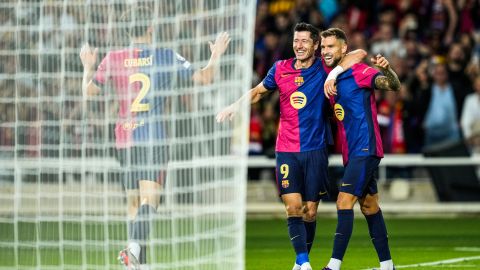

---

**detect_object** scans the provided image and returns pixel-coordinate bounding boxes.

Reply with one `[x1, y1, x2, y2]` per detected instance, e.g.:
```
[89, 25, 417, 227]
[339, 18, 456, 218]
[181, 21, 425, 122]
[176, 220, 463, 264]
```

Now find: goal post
[0, 0, 255, 269]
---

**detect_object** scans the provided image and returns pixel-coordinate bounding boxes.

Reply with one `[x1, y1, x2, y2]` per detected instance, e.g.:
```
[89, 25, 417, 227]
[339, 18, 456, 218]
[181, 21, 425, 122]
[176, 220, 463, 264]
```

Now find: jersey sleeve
[93, 52, 111, 86]
[262, 62, 278, 91]
[352, 63, 381, 89]
[174, 52, 194, 80]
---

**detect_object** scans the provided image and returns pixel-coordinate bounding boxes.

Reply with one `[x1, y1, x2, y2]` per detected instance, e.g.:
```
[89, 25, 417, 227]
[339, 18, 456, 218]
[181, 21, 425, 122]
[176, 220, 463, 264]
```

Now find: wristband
[326, 65, 344, 81]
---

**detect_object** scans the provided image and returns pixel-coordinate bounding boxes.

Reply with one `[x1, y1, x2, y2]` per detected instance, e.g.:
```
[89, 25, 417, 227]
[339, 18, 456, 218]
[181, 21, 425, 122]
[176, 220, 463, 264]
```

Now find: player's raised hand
[209, 32, 231, 56]
[324, 79, 337, 98]
[216, 104, 238, 123]
[371, 54, 390, 70]
[79, 43, 98, 69]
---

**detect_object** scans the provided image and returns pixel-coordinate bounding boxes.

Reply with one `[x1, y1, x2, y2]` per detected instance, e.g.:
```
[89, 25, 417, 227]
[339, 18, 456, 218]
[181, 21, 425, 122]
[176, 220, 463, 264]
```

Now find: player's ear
[314, 40, 319, 51]
[342, 43, 347, 54]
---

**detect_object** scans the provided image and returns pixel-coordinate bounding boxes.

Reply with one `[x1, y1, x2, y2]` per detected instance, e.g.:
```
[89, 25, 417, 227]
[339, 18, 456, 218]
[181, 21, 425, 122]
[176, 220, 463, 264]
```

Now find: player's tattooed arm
[371, 54, 400, 91]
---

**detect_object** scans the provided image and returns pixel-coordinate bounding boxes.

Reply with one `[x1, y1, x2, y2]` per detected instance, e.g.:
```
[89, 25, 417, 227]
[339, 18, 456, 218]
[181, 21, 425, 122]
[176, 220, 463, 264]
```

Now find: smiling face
[320, 35, 347, 67]
[293, 31, 318, 62]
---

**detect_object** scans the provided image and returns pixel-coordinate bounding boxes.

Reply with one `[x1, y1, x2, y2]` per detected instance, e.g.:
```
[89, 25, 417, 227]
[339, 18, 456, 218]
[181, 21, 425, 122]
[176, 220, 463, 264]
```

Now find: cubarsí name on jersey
[124, 55, 153, 67]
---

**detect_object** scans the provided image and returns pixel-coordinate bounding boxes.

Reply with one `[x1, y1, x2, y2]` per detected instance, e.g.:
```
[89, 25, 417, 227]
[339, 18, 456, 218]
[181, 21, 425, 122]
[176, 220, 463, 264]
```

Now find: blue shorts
[275, 148, 329, 202]
[117, 146, 167, 190]
[340, 156, 380, 197]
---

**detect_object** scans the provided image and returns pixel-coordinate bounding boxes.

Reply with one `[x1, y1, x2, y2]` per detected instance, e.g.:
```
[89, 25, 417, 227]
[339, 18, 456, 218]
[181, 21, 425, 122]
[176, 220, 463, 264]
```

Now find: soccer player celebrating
[320, 28, 400, 270]
[216, 23, 366, 270]
[79, 6, 230, 270]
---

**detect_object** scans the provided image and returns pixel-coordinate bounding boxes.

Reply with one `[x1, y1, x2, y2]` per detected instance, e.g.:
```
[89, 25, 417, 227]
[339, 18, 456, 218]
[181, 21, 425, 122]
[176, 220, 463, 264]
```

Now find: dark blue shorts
[117, 146, 167, 190]
[275, 148, 329, 202]
[340, 156, 380, 197]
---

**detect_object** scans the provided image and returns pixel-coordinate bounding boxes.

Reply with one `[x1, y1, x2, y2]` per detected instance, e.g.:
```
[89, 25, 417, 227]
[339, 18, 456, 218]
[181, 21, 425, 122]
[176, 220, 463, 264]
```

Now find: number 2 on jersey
[280, 164, 289, 179]
[129, 73, 151, 112]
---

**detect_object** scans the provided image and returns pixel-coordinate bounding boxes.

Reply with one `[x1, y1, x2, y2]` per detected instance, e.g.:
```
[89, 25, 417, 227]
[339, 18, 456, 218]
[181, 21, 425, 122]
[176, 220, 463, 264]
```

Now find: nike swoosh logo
[319, 191, 328, 195]
[335, 233, 343, 236]
[281, 73, 290, 77]
[290, 235, 300, 241]
[341, 183, 352, 187]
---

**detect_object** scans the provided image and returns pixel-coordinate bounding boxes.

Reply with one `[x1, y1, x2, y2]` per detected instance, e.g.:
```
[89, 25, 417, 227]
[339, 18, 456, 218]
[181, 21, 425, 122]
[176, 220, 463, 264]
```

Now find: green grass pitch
[246, 217, 480, 270]
[0, 217, 479, 269]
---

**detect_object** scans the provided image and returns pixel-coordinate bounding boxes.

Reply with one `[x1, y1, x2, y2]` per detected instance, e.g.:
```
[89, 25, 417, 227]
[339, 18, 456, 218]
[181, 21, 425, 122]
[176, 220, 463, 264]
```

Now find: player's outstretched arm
[79, 43, 101, 96]
[192, 32, 231, 85]
[216, 82, 269, 122]
[324, 49, 367, 97]
[371, 54, 401, 91]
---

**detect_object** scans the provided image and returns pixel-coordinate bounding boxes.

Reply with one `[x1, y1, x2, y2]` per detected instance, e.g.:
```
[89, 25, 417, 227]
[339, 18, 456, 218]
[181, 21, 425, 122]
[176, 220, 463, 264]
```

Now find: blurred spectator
[417, 62, 463, 147]
[461, 76, 480, 152]
[371, 22, 406, 58]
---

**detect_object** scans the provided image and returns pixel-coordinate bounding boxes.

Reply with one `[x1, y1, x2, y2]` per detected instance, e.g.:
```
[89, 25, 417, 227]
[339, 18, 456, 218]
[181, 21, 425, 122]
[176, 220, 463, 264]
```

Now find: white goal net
[0, 0, 255, 269]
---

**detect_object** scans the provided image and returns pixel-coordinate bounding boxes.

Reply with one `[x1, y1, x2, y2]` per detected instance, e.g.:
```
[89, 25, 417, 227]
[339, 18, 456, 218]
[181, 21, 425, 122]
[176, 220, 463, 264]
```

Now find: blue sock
[332, 209, 354, 260]
[128, 220, 135, 240]
[304, 220, 316, 254]
[365, 210, 391, 262]
[132, 204, 156, 264]
[287, 217, 309, 265]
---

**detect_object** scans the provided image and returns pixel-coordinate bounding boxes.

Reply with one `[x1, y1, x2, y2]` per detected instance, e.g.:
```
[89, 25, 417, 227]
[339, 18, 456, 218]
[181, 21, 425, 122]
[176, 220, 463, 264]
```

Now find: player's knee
[360, 201, 380, 216]
[285, 204, 304, 217]
[336, 194, 356, 210]
[303, 208, 317, 222]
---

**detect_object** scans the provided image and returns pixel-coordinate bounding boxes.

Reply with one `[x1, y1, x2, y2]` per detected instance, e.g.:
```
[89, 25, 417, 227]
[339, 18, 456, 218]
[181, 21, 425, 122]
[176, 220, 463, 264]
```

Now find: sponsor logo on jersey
[124, 55, 153, 67]
[294, 76, 304, 86]
[290, 91, 307, 109]
[281, 180, 289, 188]
[334, 103, 345, 121]
[122, 119, 145, 130]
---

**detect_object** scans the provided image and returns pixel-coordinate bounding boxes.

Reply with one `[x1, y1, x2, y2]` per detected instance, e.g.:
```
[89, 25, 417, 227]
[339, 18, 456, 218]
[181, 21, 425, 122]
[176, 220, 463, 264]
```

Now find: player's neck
[131, 35, 152, 45]
[294, 57, 315, 69]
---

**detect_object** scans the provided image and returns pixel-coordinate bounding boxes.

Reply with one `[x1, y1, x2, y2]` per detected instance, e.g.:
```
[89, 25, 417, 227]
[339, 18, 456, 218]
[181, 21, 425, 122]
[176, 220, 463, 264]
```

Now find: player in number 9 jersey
[320, 28, 400, 270]
[217, 23, 366, 270]
[79, 5, 230, 269]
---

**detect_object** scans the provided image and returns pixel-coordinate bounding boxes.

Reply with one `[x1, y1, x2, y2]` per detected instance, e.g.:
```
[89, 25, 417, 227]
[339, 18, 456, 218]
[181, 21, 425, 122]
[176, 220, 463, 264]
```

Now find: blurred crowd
[1, 0, 480, 160]
[250, 0, 480, 157]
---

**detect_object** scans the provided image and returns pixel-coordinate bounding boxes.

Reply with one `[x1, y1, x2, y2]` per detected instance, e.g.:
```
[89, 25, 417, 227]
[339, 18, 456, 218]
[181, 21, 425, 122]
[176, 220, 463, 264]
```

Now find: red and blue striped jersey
[330, 63, 383, 164]
[93, 46, 193, 149]
[263, 57, 332, 152]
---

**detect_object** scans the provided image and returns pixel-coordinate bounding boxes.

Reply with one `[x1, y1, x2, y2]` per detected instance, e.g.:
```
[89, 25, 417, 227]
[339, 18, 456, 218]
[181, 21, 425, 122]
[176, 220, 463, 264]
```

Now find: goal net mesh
[0, 0, 255, 269]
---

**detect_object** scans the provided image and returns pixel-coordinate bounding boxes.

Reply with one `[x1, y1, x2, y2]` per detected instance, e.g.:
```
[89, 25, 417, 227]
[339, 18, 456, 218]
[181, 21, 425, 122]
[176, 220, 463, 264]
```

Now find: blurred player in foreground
[217, 23, 366, 270]
[320, 28, 400, 270]
[80, 5, 230, 270]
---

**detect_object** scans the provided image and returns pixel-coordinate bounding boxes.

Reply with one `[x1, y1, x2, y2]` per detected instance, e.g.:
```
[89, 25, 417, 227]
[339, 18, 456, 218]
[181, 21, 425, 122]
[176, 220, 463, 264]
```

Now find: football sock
[127, 242, 141, 260]
[128, 220, 135, 240]
[327, 258, 342, 270]
[132, 204, 156, 264]
[380, 259, 394, 270]
[287, 217, 309, 265]
[365, 210, 391, 262]
[332, 209, 354, 260]
[304, 220, 316, 253]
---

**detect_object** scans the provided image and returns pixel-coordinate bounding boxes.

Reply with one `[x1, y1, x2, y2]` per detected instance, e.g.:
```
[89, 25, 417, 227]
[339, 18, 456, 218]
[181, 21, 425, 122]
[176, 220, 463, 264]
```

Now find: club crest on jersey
[290, 91, 307, 109]
[334, 103, 345, 121]
[294, 76, 304, 86]
[281, 180, 289, 188]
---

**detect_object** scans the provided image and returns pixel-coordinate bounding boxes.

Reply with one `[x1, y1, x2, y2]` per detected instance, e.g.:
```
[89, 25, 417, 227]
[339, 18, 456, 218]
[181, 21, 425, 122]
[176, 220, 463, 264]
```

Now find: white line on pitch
[454, 247, 480, 252]
[361, 255, 480, 270]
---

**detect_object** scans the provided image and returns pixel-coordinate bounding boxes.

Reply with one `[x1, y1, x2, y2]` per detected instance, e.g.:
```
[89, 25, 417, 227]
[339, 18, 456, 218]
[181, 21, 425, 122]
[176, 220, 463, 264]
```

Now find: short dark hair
[121, 5, 153, 38]
[320, 28, 348, 44]
[294, 23, 319, 43]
